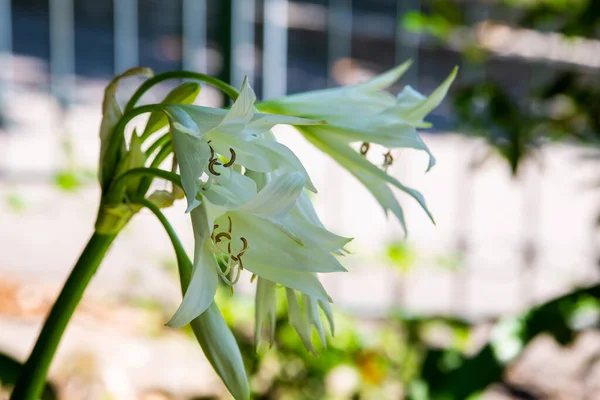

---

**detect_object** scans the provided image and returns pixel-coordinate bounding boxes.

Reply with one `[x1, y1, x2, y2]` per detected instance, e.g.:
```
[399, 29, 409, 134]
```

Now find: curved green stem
[10, 232, 117, 400]
[145, 133, 171, 158]
[133, 197, 191, 287]
[106, 167, 182, 205]
[136, 143, 174, 199]
[124, 71, 240, 114]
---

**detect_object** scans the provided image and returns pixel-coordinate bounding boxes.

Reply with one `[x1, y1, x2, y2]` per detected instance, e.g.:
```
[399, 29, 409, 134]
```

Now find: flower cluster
[96, 63, 455, 400]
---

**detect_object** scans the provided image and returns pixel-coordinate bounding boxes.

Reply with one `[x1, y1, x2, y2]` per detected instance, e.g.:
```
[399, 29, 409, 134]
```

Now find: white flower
[257, 62, 457, 234]
[167, 172, 351, 328]
[162, 77, 324, 213]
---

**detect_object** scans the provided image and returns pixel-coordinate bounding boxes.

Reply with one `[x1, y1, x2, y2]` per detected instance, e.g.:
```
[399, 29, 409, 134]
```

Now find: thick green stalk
[10, 232, 117, 400]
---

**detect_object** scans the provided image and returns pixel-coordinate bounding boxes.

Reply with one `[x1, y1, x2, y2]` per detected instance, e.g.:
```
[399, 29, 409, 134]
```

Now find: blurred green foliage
[213, 282, 600, 399]
[402, 0, 600, 174]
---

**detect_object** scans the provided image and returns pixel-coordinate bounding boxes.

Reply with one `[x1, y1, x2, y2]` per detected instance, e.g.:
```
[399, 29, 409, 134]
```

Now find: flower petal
[167, 205, 218, 327]
[394, 66, 458, 126]
[217, 76, 256, 134]
[248, 263, 331, 301]
[255, 278, 277, 347]
[301, 129, 433, 231]
[303, 294, 326, 348]
[358, 59, 413, 91]
[256, 61, 413, 119]
[238, 172, 305, 218]
[244, 113, 325, 135]
[318, 299, 335, 336]
[204, 133, 317, 192]
[286, 289, 317, 354]
[167, 108, 211, 212]
[283, 213, 352, 253]
[219, 212, 347, 274]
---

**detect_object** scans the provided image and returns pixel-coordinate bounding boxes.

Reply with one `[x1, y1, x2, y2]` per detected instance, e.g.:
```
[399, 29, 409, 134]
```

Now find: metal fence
[0, 0, 598, 321]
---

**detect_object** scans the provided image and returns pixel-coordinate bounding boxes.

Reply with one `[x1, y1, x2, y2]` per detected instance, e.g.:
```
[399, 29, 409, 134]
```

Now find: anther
[223, 148, 236, 168]
[208, 159, 222, 176]
[215, 232, 231, 243]
[227, 216, 232, 233]
[383, 150, 394, 167]
[360, 142, 370, 155]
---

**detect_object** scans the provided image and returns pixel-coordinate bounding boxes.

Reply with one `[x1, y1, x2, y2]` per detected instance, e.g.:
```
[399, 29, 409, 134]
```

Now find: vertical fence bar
[49, 0, 76, 103]
[262, 0, 288, 98]
[0, 0, 11, 177]
[327, 0, 352, 87]
[49, 0, 76, 179]
[0, 0, 12, 102]
[114, 0, 139, 74]
[231, 0, 255, 88]
[182, 0, 207, 73]
[395, 0, 420, 84]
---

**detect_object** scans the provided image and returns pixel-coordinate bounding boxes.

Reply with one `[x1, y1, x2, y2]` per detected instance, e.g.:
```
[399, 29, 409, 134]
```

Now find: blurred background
[1, 0, 600, 399]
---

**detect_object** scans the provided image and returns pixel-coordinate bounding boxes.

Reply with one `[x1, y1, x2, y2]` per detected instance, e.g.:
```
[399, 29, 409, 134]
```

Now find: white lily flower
[257, 62, 457, 234]
[162, 77, 325, 213]
[167, 172, 350, 328]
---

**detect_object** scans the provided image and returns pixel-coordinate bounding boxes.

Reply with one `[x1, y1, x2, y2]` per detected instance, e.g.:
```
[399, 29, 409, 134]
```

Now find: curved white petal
[251, 263, 331, 301]
[358, 59, 412, 91]
[244, 113, 325, 135]
[395, 67, 458, 125]
[219, 212, 346, 274]
[282, 213, 352, 253]
[204, 133, 317, 192]
[318, 299, 335, 336]
[303, 294, 326, 348]
[167, 110, 211, 212]
[167, 205, 218, 327]
[255, 278, 277, 347]
[217, 76, 256, 134]
[301, 129, 433, 233]
[238, 172, 305, 218]
[286, 289, 317, 354]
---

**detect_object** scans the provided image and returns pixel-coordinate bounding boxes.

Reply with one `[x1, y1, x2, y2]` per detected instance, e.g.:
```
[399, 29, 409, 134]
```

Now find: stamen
[223, 148, 236, 168]
[215, 232, 231, 243]
[227, 216, 232, 233]
[208, 159, 222, 176]
[360, 142, 370, 156]
[230, 265, 242, 285]
[240, 237, 248, 252]
[207, 140, 215, 158]
[383, 150, 394, 168]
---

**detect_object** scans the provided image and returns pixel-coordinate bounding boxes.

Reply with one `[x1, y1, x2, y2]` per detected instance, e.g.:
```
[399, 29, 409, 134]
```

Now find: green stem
[105, 167, 182, 205]
[10, 232, 117, 400]
[124, 71, 240, 114]
[137, 142, 174, 198]
[133, 197, 191, 287]
[144, 132, 170, 157]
